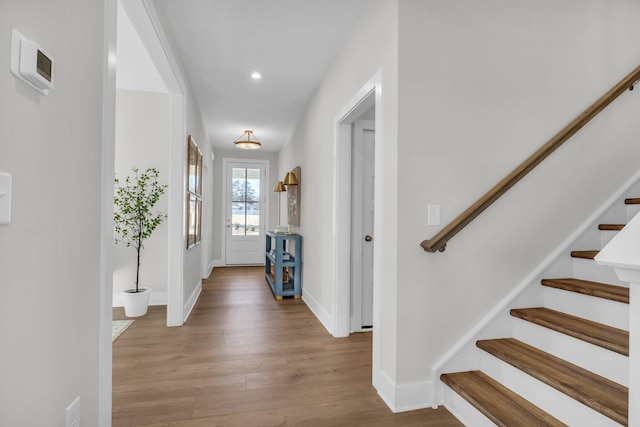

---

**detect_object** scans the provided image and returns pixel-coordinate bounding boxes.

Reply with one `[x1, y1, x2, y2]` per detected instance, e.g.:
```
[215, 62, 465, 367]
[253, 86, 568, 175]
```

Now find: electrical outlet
[66, 396, 80, 427]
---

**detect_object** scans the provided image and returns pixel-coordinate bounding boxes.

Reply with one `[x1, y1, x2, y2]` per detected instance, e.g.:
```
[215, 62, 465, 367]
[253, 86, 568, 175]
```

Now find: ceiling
[142, 0, 369, 152]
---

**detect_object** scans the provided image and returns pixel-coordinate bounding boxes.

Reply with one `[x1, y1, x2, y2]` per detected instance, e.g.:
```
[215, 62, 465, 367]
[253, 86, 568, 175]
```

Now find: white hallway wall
[396, 0, 640, 392]
[278, 0, 640, 410]
[0, 0, 106, 425]
[278, 0, 400, 389]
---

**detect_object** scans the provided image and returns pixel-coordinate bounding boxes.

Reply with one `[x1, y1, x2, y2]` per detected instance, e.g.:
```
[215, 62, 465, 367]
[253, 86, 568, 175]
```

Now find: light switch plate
[427, 204, 440, 226]
[0, 172, 11, 225]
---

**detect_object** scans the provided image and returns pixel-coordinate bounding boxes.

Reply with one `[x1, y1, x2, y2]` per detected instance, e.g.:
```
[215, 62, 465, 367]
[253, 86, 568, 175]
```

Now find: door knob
[364, 235, 373, 242]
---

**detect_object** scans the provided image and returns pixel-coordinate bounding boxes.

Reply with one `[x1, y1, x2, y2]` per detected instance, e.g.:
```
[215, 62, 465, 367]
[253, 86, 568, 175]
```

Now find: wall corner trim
[205, 262, 215, 279]
[183, 280, 202, 323]
[376, 370, 433, 413]
[301, 291, 334, 336]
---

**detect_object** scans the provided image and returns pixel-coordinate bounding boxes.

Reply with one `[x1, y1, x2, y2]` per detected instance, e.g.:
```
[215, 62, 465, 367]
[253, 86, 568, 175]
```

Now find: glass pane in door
[231, 167, 261, 236]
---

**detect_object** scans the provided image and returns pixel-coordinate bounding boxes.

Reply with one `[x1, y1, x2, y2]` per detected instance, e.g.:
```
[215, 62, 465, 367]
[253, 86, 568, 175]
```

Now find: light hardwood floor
[112, 266, 463, 426]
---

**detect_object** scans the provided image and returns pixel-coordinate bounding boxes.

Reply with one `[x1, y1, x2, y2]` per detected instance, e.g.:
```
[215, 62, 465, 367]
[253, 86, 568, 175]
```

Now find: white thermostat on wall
[10, 30, 54, 95]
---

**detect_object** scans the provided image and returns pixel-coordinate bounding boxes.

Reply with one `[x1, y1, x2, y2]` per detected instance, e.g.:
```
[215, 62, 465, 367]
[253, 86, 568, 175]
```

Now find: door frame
[221, 158, 270, 265]
[333, 69, 383, 387]
[101, 2, 187, 422]
[121, 0, 187, 327]
[100, 1, 117, 424]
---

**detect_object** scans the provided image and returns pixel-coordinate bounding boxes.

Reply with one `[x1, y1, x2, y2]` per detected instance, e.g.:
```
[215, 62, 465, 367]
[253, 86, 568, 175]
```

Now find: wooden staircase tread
[598, 224, 625, 231]
[441, 370, 567, 427]
[541, 278, 629, 304]
[570, 250, 599, 259]
[477, 338, 628, 425]
[510, 307, 628, 355]
[624, 198, 640, 205]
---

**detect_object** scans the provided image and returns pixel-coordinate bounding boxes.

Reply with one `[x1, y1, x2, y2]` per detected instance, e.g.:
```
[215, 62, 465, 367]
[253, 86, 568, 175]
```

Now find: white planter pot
[121, 288, 151, 317]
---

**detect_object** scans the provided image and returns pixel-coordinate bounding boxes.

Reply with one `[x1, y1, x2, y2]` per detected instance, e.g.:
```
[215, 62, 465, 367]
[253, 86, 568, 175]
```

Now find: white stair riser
[441, 383, 500, 427]
[478, 352, 624, 427]
[433, 311, 526, 378]
[542, 286, 629, 330]
[572, 258, 624, 285]
[600, 229, 620, 247]
[512, 318, 629, 386]
[572, 226, 601, 250]
[627, 204, 640, 221]
[598, 201, 627, 226]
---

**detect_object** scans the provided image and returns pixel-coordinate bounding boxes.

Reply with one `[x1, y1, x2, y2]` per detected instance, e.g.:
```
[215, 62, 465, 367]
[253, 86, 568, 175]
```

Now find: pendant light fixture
[233, 130, 261, 150]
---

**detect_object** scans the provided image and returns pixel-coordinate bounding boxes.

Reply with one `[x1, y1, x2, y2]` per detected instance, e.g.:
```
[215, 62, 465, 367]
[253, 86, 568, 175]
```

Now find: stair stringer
[431, 170, 640, 412]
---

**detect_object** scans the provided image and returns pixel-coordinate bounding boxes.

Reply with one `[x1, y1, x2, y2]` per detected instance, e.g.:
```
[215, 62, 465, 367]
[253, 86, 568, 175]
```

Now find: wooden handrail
[421, 65, 640, 253]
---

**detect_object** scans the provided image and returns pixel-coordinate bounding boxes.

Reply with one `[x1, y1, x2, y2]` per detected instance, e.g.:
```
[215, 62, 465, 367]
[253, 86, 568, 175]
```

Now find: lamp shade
[283, 172, 298, 185]
[233, 130, 261, 149]
[273, 181, 286, 192]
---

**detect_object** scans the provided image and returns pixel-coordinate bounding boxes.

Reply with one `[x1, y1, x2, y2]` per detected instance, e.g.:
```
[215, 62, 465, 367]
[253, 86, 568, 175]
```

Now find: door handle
[364, 235, 373, 242]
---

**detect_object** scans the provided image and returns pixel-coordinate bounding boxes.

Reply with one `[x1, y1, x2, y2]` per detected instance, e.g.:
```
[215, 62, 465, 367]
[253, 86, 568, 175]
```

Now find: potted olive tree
[114, 167, 167, 317]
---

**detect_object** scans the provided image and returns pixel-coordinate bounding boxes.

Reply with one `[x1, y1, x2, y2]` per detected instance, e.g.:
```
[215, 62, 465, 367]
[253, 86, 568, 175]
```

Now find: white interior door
[225, 161, 266, 265]
[351, 120, 375, 330]
[360, 128, 375, 327]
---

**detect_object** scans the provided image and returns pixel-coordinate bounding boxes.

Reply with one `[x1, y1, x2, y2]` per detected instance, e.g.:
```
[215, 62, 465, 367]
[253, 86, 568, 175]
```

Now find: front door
[225, 161, 267, 265]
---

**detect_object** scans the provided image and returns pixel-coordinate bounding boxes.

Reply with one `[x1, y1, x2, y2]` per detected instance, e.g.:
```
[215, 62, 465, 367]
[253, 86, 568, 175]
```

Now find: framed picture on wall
[186, 135, 203, 249]
[188, 137, 197, 193]
[196, 198, 202, 243]
[187, 194, 196, 248]
[196, 147, 203, 195]
[287, 166, 301, 227]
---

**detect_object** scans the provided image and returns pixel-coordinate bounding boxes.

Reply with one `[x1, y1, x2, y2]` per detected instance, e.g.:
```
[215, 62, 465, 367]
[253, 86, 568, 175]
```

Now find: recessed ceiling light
[251, 72, 262, 80]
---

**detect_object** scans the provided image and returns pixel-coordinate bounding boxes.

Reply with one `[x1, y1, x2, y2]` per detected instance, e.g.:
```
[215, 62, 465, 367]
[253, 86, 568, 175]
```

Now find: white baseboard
[376, 370, 433, 413]
[213, 258, 225, 267]
[301, 290, 334, 336]
[183, 280, 202, 322]
[112, 290, 167, 307]
[204, 261, 214, 279]
[150, 291, 167, 306]
[375, 370, 396, 411]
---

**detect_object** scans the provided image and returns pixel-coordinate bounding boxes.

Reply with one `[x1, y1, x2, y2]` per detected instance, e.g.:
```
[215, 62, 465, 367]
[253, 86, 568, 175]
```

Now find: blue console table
[265, 232, 302, 299]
